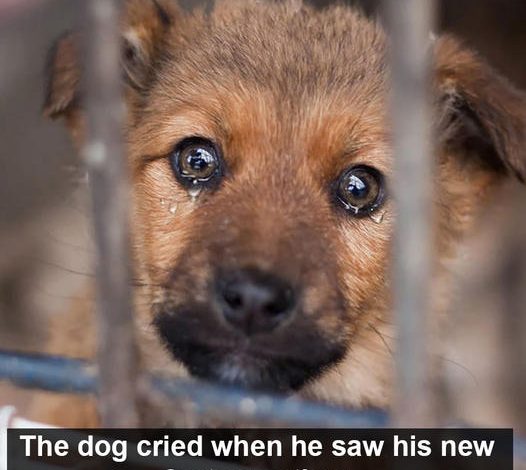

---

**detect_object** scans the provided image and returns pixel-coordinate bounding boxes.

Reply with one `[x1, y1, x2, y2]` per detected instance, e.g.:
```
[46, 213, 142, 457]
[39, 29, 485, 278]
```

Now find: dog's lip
[154, 305, 349, 390]
[174, 336, 305, 363]
[193, 338, 251, 355]
[155, 306, 346, 362]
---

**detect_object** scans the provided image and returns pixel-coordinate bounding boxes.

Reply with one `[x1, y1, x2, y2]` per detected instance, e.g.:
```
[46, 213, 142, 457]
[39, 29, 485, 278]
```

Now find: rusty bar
[384, 0, 436, 426]
[81, 0, 139, 426]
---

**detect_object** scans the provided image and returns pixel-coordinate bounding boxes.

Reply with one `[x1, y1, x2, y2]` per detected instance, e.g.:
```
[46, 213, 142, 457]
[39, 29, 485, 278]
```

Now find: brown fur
[32, 0, 526, 426]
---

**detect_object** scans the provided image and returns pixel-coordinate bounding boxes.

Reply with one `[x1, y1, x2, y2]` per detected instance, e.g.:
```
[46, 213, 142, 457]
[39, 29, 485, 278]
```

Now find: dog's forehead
[181, 6, 382, 97]
[134, 2, 390, 170]
[183, 5, 381, 82]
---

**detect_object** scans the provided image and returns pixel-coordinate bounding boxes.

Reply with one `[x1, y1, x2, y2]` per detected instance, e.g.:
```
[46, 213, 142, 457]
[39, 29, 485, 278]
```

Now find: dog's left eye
[335, 165, 385, 216]
[170, 137, 222, 186]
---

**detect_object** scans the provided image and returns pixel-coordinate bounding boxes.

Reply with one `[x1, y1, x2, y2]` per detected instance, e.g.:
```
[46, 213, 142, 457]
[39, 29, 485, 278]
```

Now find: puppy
[33, 0, 525, 426]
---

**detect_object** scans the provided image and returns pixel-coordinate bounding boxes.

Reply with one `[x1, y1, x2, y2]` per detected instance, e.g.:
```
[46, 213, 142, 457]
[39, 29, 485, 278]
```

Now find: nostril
[223, 286, 243, 310]
[264, 288, 294, 316]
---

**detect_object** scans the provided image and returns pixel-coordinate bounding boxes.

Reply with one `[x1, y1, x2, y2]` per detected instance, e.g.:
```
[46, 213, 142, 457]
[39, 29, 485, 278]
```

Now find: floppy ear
[43, 0, 180, 122]
[434, 35, 526, 182]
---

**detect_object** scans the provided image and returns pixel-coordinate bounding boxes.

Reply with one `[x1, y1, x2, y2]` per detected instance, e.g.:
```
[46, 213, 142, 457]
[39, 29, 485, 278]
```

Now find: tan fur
[33, 0, 526, 426]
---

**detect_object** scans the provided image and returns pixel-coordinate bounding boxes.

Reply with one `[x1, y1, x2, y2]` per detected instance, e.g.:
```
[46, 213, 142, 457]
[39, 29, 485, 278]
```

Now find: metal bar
[3, 350, 526, 462]
[0, 350, 388, 428]
[81, 0, 139, 427]
[383, 0, 436, 426]
[0, 351, 96, 394]
[3, 352, 526, 461]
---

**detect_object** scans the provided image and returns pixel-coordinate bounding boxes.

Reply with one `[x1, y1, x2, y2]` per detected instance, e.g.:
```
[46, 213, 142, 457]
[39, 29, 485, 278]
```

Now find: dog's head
[45, 0, 526, 405]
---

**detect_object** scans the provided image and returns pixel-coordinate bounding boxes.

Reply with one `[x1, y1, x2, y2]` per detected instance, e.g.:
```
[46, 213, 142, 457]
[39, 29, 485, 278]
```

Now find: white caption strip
[0, 406, 55, 470]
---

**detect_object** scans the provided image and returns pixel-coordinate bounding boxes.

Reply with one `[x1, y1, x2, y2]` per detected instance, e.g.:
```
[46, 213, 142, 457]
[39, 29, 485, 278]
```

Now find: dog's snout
[217, 268, 296, 335]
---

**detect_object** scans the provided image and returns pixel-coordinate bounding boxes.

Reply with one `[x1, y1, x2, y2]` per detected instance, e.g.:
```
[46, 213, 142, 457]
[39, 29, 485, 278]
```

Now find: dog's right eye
[334, 165, 385, 217]
[170, 137, 222, 187]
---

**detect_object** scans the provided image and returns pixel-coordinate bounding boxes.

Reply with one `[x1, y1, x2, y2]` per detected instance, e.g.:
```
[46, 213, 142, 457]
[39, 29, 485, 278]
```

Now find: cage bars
[384, 0, 437, 427]
[0, 350, 388, 428]
[81, 0, 139, 427]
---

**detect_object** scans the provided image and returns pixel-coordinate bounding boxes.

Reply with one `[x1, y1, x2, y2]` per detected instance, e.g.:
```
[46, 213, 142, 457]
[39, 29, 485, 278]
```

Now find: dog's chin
[154, 308, 347, 394]
[174, 345, 325, 393]
[154, 306, 346, 393]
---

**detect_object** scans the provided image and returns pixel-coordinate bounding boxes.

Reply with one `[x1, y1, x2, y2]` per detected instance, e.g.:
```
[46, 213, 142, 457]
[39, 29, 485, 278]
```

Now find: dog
[31, 0, 525, 427]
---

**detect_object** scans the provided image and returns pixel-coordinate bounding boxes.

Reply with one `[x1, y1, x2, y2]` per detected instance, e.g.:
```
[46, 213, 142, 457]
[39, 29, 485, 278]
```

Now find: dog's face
[45, 0, 526, 405]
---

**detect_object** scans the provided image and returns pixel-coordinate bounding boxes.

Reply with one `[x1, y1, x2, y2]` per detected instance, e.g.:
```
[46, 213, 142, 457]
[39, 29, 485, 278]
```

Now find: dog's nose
[217, 268, 296, 335]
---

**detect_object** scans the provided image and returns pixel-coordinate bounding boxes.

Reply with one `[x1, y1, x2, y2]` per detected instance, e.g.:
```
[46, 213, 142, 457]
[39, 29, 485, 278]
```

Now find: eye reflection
[345, 174, 369, 200]
[170, 137, 222, 186]
[335, 165, 385, 216]
[180, 146, 217, 180]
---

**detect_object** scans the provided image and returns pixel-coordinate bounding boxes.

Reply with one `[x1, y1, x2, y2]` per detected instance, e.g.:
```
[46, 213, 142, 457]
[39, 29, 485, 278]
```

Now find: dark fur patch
[154, 305, 347, 392]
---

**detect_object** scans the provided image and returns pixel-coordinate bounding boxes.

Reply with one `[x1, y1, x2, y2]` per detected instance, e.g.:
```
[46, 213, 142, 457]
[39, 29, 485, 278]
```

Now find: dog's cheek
[297, 216, 394, 407]
[300, 331, 394, 408]
[130, 160, 216, 376]
[304, 327, 394, 408]
[131, 159, 205, 296]
[336, 214, 393, 314]
[301, 275, 353, 346]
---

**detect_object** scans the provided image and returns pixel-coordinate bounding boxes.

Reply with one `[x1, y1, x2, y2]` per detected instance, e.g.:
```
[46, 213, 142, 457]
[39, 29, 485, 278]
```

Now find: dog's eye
[171, 137, 222, 186]
[335, 165, 385, 216]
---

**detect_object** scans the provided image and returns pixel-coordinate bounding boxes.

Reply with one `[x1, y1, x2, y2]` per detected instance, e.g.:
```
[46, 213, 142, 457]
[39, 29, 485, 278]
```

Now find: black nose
[217, 268, 296, 335]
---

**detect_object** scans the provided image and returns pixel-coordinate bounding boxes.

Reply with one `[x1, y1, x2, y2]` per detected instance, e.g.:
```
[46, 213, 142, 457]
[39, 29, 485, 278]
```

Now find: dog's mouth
[153, 306, 347, 393]
[167, 341, 326, 392]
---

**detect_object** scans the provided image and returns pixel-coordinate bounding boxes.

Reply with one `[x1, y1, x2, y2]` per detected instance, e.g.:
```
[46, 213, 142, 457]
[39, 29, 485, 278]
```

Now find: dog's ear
[44, 0, 180, 121]
[434, 35, 526, 182]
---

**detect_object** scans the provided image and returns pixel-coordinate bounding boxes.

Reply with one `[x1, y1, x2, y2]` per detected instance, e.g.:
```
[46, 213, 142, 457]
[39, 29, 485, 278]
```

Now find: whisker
[438, 356, 479, 388]
[42, 230, 95, 254]
[26, 256, 164, 289]
[367, 323, 395, 358]
[27, 256, 96, 279]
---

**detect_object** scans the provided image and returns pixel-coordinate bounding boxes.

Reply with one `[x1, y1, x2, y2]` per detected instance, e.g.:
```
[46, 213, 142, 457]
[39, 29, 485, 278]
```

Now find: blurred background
[0, 0, 525, 429]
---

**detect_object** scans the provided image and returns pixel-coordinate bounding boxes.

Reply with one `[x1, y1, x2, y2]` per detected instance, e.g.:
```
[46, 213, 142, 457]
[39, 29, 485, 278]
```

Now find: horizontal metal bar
[2, 349, 525, 467]
[151, 377, 387, 428]
[0, 351, 97, 394]
[2, 349, 525, 464]
[0, 350, 387, 428]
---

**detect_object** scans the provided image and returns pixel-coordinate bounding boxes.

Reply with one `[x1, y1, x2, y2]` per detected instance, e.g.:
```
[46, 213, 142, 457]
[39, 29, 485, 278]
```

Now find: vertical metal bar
[81, 0, 139, 427]
[384, 0, 436, 426]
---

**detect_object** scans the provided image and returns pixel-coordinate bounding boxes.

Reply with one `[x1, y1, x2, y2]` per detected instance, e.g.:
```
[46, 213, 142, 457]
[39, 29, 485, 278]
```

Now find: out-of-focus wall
[0, 0, 81, 348]
[0, 0, 78, 232]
